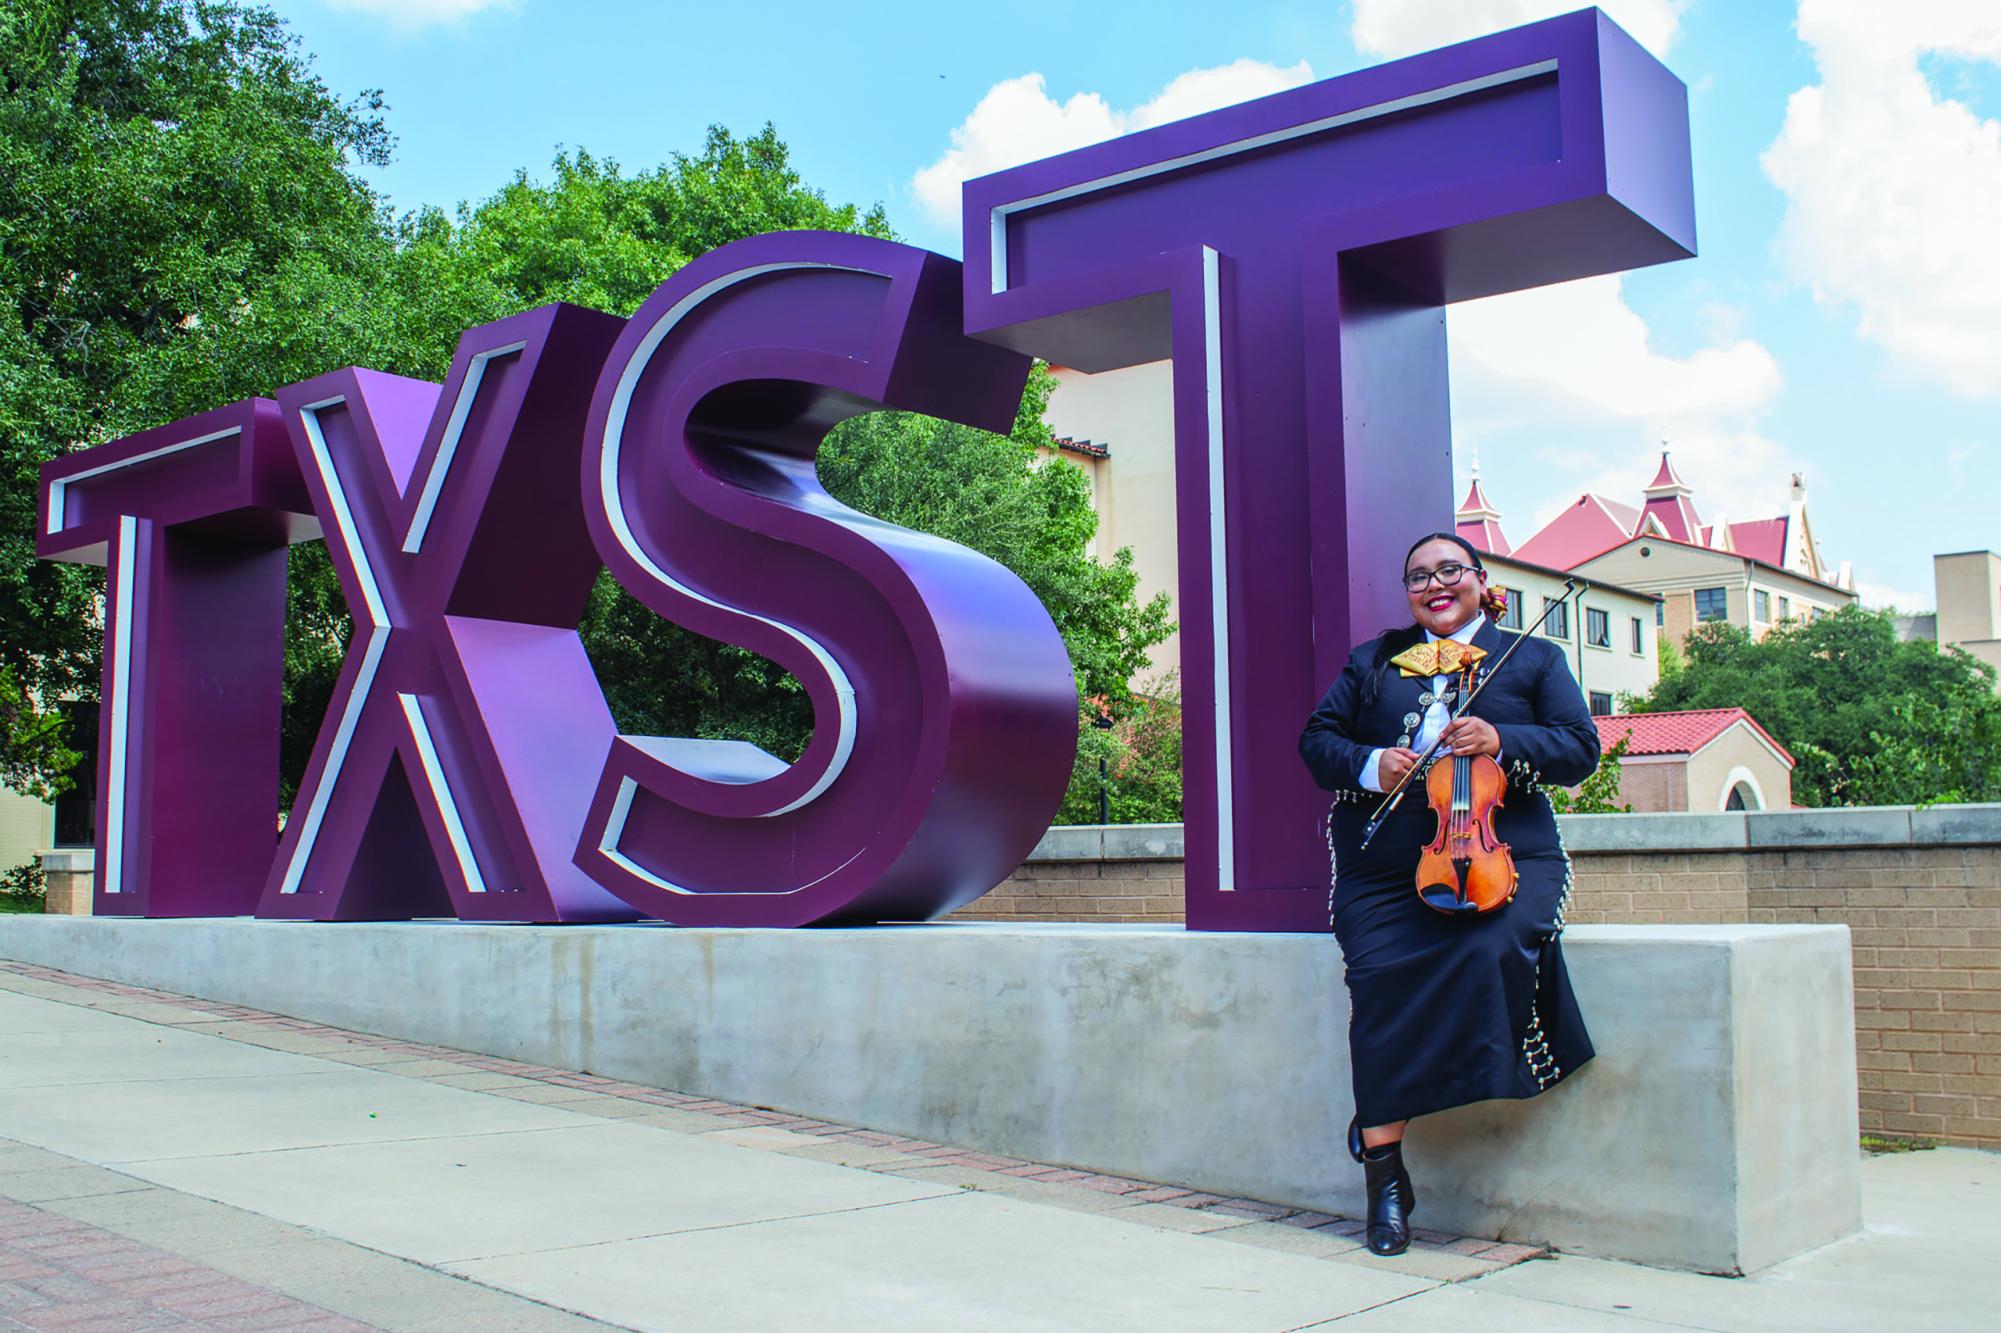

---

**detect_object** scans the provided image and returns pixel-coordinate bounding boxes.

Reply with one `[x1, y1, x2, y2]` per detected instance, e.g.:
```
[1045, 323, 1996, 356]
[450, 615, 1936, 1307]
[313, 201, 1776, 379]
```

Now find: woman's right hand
[1377, 747, 1420, 790]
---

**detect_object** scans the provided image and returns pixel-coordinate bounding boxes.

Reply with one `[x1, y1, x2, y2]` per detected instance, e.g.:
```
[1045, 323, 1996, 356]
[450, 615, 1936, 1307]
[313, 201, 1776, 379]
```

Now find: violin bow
[1357, 578, 1580, 851]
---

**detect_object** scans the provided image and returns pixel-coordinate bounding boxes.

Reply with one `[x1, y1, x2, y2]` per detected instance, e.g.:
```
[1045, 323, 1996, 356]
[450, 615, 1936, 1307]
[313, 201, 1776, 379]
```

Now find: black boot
[1359, 1138, 1415, 1256]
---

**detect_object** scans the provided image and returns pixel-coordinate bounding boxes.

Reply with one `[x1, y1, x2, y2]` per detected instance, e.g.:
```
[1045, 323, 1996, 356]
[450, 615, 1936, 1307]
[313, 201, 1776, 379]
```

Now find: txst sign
[40, 247, 1071, 928]
[37, 10, 1694, 929]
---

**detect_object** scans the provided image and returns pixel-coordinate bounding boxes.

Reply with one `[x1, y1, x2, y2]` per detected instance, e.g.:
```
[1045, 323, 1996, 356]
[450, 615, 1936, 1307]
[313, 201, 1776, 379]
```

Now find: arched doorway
[1720, 766, 1766, 812]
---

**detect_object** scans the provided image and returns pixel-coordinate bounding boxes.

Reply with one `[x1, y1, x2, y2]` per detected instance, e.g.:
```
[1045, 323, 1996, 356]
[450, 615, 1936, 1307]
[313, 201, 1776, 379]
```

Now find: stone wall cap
[37, 849, 94, 872]
[1099, 823, 1184, 860]
[1026, 823, 1183, 861]
[1026, 825, 1103, 861]
[1028, 803, 2001, 863]
[1747, 807, 1914, 849]
[1909, 803, 2001, 845]
[1559, 812, 1746, 852]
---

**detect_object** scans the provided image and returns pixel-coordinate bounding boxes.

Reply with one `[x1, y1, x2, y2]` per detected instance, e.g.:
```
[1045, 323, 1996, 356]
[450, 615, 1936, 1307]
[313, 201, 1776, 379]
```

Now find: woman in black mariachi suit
[1298, 532, 1600, 1257]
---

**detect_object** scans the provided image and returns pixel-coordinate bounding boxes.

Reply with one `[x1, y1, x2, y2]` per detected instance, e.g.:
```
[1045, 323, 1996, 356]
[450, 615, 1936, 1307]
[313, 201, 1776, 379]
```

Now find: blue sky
[277, 1, 2001, 610]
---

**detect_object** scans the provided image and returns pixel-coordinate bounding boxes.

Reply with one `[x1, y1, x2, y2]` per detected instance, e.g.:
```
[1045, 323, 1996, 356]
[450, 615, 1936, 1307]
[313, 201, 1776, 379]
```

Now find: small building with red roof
[1592, 708, 1796, 813]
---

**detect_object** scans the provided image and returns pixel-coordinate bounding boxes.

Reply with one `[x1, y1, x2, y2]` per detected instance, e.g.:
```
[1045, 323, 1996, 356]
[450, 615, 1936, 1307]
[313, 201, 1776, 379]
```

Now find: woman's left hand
[1440, 716, 1501, 758]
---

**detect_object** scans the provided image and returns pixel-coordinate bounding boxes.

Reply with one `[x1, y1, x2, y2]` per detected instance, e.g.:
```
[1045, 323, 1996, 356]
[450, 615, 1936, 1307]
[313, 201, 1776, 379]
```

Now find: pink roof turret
[1638, 448, 1702, 544]
[1455, 470, 1511, 555]
[1644, 450, 1689, 495]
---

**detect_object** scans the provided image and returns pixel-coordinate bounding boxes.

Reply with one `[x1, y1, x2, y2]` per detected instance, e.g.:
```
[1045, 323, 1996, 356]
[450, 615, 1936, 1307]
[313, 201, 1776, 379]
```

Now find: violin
[1357, 579, 1579, 916]
[1416, 751, 1516, 914]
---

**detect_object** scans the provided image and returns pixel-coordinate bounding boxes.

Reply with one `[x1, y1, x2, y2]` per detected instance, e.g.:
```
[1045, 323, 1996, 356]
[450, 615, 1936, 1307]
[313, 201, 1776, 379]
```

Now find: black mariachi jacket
[1298, 617, 1601, 863]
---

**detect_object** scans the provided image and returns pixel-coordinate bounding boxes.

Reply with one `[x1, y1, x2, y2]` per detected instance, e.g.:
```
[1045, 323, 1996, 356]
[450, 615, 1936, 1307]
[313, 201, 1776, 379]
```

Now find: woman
[1298, 532, 1600, 1256]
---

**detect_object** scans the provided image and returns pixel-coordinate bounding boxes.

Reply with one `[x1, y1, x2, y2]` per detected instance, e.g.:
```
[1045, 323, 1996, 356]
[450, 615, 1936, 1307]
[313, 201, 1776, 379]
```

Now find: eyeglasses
[1403, 562, 1473, 593]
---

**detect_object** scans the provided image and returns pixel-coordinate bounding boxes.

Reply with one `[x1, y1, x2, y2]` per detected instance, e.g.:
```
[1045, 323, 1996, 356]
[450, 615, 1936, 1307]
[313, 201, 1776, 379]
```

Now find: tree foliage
[1056, 681, 1183, 826]
[1547, 731, 1630, 815]
[0, 664, 78, 801]
[1, 5, 1173, 804]
[1629, 607, 2001, 807]
[2, 0, 394, 793]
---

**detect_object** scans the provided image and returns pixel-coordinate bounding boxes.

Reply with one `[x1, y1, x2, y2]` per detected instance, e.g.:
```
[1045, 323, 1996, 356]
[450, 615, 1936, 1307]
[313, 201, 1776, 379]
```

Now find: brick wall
[952, 857, 1183, 923]
[963, 809, 2001, 1150]
[1607, 759, 1686, 814]
[1748, 845, 1998, 1148]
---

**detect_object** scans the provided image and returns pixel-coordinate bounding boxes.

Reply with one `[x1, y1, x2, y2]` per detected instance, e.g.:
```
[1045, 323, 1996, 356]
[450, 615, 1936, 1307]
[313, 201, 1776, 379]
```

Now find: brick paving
[0, 961, 1549, 1276]
[0, 1197, 369, 1332]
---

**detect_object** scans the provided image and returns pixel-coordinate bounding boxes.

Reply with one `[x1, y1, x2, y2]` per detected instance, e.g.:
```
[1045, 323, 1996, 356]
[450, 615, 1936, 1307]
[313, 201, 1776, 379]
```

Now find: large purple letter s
[574, 233, 1078, 926]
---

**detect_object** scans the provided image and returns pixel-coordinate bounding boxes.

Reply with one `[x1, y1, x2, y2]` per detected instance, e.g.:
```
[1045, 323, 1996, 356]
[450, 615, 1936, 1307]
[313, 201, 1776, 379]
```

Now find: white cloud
[1350, 0, 1685, 60]
[319, 0, 517, 33]
[1763, 1, 2001, 397]
[1854, 579, 1929, 612]
[1446, 275, 1800, 531]
[910, 59, 1314, 231]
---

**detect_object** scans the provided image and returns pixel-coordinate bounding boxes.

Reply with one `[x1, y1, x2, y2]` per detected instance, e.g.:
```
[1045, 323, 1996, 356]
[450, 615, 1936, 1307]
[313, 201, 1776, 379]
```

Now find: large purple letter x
[259, 304, 640, 921]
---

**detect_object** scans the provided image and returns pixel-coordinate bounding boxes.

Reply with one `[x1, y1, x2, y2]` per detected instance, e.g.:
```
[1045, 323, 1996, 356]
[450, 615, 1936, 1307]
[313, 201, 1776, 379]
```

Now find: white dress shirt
[1359, 615, 1486, 794]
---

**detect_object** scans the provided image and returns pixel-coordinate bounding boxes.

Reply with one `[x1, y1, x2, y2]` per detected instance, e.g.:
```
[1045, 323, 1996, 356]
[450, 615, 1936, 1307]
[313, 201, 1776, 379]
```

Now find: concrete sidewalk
[0, 966, 1989, 1331]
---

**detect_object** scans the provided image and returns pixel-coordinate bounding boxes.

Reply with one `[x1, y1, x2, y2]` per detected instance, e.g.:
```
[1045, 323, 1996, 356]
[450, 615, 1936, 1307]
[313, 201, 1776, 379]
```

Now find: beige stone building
[1925, 550, 2001, 678]
[1497, 453, 1856, 643]
[1458, 476, 1660, 713]
[0, 786, 56, 874]
[1042, 362, 1180, 682]
[1591, 708, 1795, 812]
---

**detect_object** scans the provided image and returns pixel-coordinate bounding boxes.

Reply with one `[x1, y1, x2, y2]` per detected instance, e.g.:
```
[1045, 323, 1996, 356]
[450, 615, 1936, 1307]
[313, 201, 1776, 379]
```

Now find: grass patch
[0, 895, 42, 914]
[1861, 1133, 1936, 1155]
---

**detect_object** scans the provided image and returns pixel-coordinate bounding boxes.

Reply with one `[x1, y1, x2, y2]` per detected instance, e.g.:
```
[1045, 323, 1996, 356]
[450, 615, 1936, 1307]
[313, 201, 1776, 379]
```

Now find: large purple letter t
[962, 11, 1696, 929]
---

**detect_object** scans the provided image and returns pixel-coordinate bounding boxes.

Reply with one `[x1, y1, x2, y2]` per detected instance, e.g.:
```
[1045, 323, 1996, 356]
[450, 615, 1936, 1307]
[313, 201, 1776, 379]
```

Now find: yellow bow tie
[1389, 640, 1487, 679]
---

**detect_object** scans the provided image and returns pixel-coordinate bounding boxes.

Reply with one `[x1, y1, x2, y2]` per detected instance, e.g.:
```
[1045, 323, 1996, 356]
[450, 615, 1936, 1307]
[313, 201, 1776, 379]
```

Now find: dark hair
[1403, 531, 1484, 575]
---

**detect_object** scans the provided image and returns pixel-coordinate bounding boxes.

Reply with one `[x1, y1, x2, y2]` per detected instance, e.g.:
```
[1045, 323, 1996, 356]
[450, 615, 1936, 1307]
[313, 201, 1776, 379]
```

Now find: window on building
[1694, 586, 1729, 622]
[1589, 691, 1614, 716]
[51, 703, 98, 848]
[1543, 597, 1570, 639]
[1778, 595, 1791, 621]
[1495, 586, 1523, 629]
[1754, 589, 1770, 622]
[1630, 617, 1644, 653]
[1656, 602, 1664, 627]
[1585, 607, 1610, 647]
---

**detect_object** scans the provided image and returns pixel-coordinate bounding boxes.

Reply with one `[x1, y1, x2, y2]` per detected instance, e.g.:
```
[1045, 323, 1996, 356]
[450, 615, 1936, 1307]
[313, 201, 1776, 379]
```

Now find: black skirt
[1328, 792, 1594, 1127]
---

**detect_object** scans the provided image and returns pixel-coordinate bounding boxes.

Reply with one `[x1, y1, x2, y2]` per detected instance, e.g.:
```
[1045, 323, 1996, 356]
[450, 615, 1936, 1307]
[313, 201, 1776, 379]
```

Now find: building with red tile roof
[1459, 451, 1856, 647]
[1591, 708, 1795, 812]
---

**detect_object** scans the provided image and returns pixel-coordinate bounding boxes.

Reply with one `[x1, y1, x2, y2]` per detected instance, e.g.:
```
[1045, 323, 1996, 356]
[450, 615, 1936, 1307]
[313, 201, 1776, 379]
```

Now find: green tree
[1056, 679, 1183, 826]
[1629, 607, 2001, 807]
[381, 132, 894, 382]
[1547, 732, 1631, 815]
[1, 0, 395, 793]
[0, 663, 78, 801]
[2, 0, 1171, 803]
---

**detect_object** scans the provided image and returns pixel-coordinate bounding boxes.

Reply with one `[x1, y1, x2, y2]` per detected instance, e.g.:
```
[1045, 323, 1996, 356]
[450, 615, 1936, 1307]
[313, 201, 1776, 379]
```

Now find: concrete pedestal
[0, 917, 1858, 1273]
[36, 850, 92, 915]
